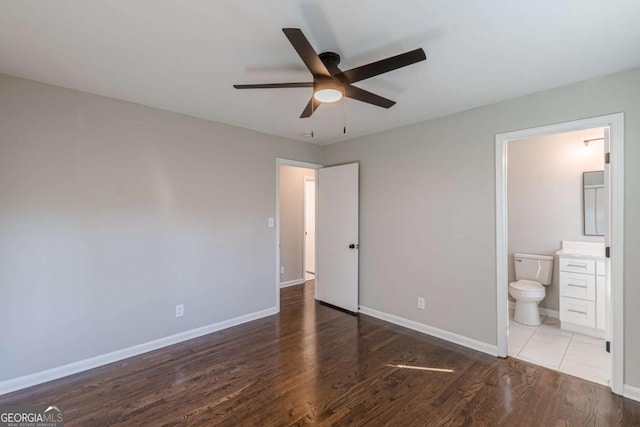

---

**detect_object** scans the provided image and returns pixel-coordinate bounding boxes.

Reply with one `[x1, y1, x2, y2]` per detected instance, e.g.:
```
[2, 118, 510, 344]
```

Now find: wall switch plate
[280, 266, 285, 274]
[176, 304, 184, 317]
[268, 217, 274, 228]
[417, 297, 425, 310]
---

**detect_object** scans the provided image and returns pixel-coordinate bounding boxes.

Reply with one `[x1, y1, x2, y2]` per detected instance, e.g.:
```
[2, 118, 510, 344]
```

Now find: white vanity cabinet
[557, 242, 605, 338]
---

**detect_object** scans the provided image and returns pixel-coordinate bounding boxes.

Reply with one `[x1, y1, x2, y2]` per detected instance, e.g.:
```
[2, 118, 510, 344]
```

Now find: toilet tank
[514, 253, 554, 285]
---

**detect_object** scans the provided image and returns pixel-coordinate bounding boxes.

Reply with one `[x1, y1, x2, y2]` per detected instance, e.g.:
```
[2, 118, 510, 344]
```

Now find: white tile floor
[508, 311, 608, 386]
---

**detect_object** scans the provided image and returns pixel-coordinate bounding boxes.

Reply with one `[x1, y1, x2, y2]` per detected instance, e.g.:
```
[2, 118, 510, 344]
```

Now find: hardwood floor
[2, 281, 640, 426]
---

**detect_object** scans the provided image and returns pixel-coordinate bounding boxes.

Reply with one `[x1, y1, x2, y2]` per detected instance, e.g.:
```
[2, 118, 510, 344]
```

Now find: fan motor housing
[319, 52, 341, 74]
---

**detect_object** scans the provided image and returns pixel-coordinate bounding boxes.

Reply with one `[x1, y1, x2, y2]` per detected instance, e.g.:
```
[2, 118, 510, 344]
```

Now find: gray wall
[2, 68, 640, 390]
[279, 165, 315, 284]
[323, 67, 640, 388]
[0, 74, 322, 381]
[508, 129, 605, 311]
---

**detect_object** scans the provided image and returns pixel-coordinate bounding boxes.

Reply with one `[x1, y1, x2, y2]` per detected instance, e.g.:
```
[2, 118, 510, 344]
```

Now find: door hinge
[605, 152, 611, 164]
[606, 341, 611, 353]
[606, 246, 610, 258]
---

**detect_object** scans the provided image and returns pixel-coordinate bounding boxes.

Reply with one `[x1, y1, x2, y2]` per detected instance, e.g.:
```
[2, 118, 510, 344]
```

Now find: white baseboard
[624, 384, 640, 402]
[539, 307, 559, 318]
[560, 321, 605, 338]
[508, 301, 559, 318]
[0, 306, 278, 396]
[359, 306, 497, 357]
[279, 278, 306, 288]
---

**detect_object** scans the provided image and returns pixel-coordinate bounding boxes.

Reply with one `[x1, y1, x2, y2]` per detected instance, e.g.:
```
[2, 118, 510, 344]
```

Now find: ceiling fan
[234, 28, 427, 118]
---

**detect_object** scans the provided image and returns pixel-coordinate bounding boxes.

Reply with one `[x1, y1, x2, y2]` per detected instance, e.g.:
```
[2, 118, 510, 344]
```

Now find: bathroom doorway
[495, 114, 624, 394]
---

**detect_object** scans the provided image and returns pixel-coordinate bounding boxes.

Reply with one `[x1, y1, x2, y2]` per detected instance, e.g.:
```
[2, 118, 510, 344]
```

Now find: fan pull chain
[343, 89, 347, 134]
[311, 95, 315, 138]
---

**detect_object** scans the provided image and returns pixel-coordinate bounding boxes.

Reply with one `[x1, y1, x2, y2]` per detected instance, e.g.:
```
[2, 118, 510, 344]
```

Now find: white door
[304, 178, 316, 274]
[603, 127, 612, 383]
[317, 163, 359, 313]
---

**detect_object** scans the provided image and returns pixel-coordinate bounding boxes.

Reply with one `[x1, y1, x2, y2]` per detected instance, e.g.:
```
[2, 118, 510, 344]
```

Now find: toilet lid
[510, 279, 544, 292]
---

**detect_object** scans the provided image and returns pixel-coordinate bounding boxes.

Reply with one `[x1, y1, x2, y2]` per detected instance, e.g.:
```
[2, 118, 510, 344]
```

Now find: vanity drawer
[596, 260, 605, 276]
[560, 272, 596, 301]
[559, 258, 595, 274]
[560, 297, 596, 328]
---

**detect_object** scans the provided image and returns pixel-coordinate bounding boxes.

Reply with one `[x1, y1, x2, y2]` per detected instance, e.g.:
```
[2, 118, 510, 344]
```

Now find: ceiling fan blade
[337, 48, 426, 83]
[233, 82, 313, 89]
[300, 97, 320, 118]
[344, 85, 396, 108]
[282, 28, 332, 78]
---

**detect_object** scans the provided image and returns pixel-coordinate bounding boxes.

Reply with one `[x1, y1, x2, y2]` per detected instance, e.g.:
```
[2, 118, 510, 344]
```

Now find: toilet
[509, 253, 554, 326]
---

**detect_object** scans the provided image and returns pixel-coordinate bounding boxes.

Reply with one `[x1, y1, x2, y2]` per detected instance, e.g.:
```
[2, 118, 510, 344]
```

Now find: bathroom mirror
[583, 170, 605, 236]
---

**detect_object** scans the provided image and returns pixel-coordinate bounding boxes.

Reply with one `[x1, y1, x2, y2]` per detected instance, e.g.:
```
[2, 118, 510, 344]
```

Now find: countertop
[556, 248, 605, 259]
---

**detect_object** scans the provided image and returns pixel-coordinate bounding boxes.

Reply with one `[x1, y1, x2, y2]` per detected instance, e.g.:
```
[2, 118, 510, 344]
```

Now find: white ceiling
[1, 1, 639, 145]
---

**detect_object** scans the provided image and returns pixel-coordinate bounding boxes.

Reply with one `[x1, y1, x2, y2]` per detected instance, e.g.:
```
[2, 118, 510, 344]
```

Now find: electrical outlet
[280, 266, 285, 274]
[176, 304, 184, 317]
[417, 297, 425, 310]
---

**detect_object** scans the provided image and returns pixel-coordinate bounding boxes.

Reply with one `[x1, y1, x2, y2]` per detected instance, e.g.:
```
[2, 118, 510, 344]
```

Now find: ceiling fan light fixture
[313, 81, 343, 103]
[314, 88, 343, 103]
[234, 28, 426, 117]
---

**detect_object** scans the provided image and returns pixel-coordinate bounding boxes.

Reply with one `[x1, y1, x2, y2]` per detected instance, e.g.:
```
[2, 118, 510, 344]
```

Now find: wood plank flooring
[2, 281, 639, 426]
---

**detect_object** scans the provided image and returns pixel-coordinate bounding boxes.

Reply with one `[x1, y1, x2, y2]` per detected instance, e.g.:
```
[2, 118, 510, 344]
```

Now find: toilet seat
[510, 279, 544, 292]
[508, 280, 545, 300]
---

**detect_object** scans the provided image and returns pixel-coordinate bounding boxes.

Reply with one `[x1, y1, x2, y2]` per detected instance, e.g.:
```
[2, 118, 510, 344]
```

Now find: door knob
[348, 243, 359, 249]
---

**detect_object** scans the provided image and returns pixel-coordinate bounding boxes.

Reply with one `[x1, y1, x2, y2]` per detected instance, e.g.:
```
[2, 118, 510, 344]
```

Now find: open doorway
[505, 127, 606, 385]
[495, 114, 624, 395]
[279, 164, 317, 288]
[275, 159, 322, 311]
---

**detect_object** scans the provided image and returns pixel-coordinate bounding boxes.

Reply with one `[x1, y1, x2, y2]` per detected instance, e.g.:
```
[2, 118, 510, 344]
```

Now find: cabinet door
[596, 275, 605, 330]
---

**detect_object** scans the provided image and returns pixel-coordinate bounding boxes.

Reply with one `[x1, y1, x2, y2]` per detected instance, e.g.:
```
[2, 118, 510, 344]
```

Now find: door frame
[303, 175, 316, 277]
[275, 158, 322, 312]
[495, 113, 624, 395]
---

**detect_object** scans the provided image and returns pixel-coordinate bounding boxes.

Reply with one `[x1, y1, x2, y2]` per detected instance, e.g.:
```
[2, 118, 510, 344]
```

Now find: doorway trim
[275, 158, 322, 312]
[303, 175, 316, 279]
[495, 113, 624, 395]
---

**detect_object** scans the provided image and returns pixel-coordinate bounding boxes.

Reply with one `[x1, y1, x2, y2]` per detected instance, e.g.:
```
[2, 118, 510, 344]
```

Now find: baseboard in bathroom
[539, 307, 559, 318]
[508, 301, 558, 319]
